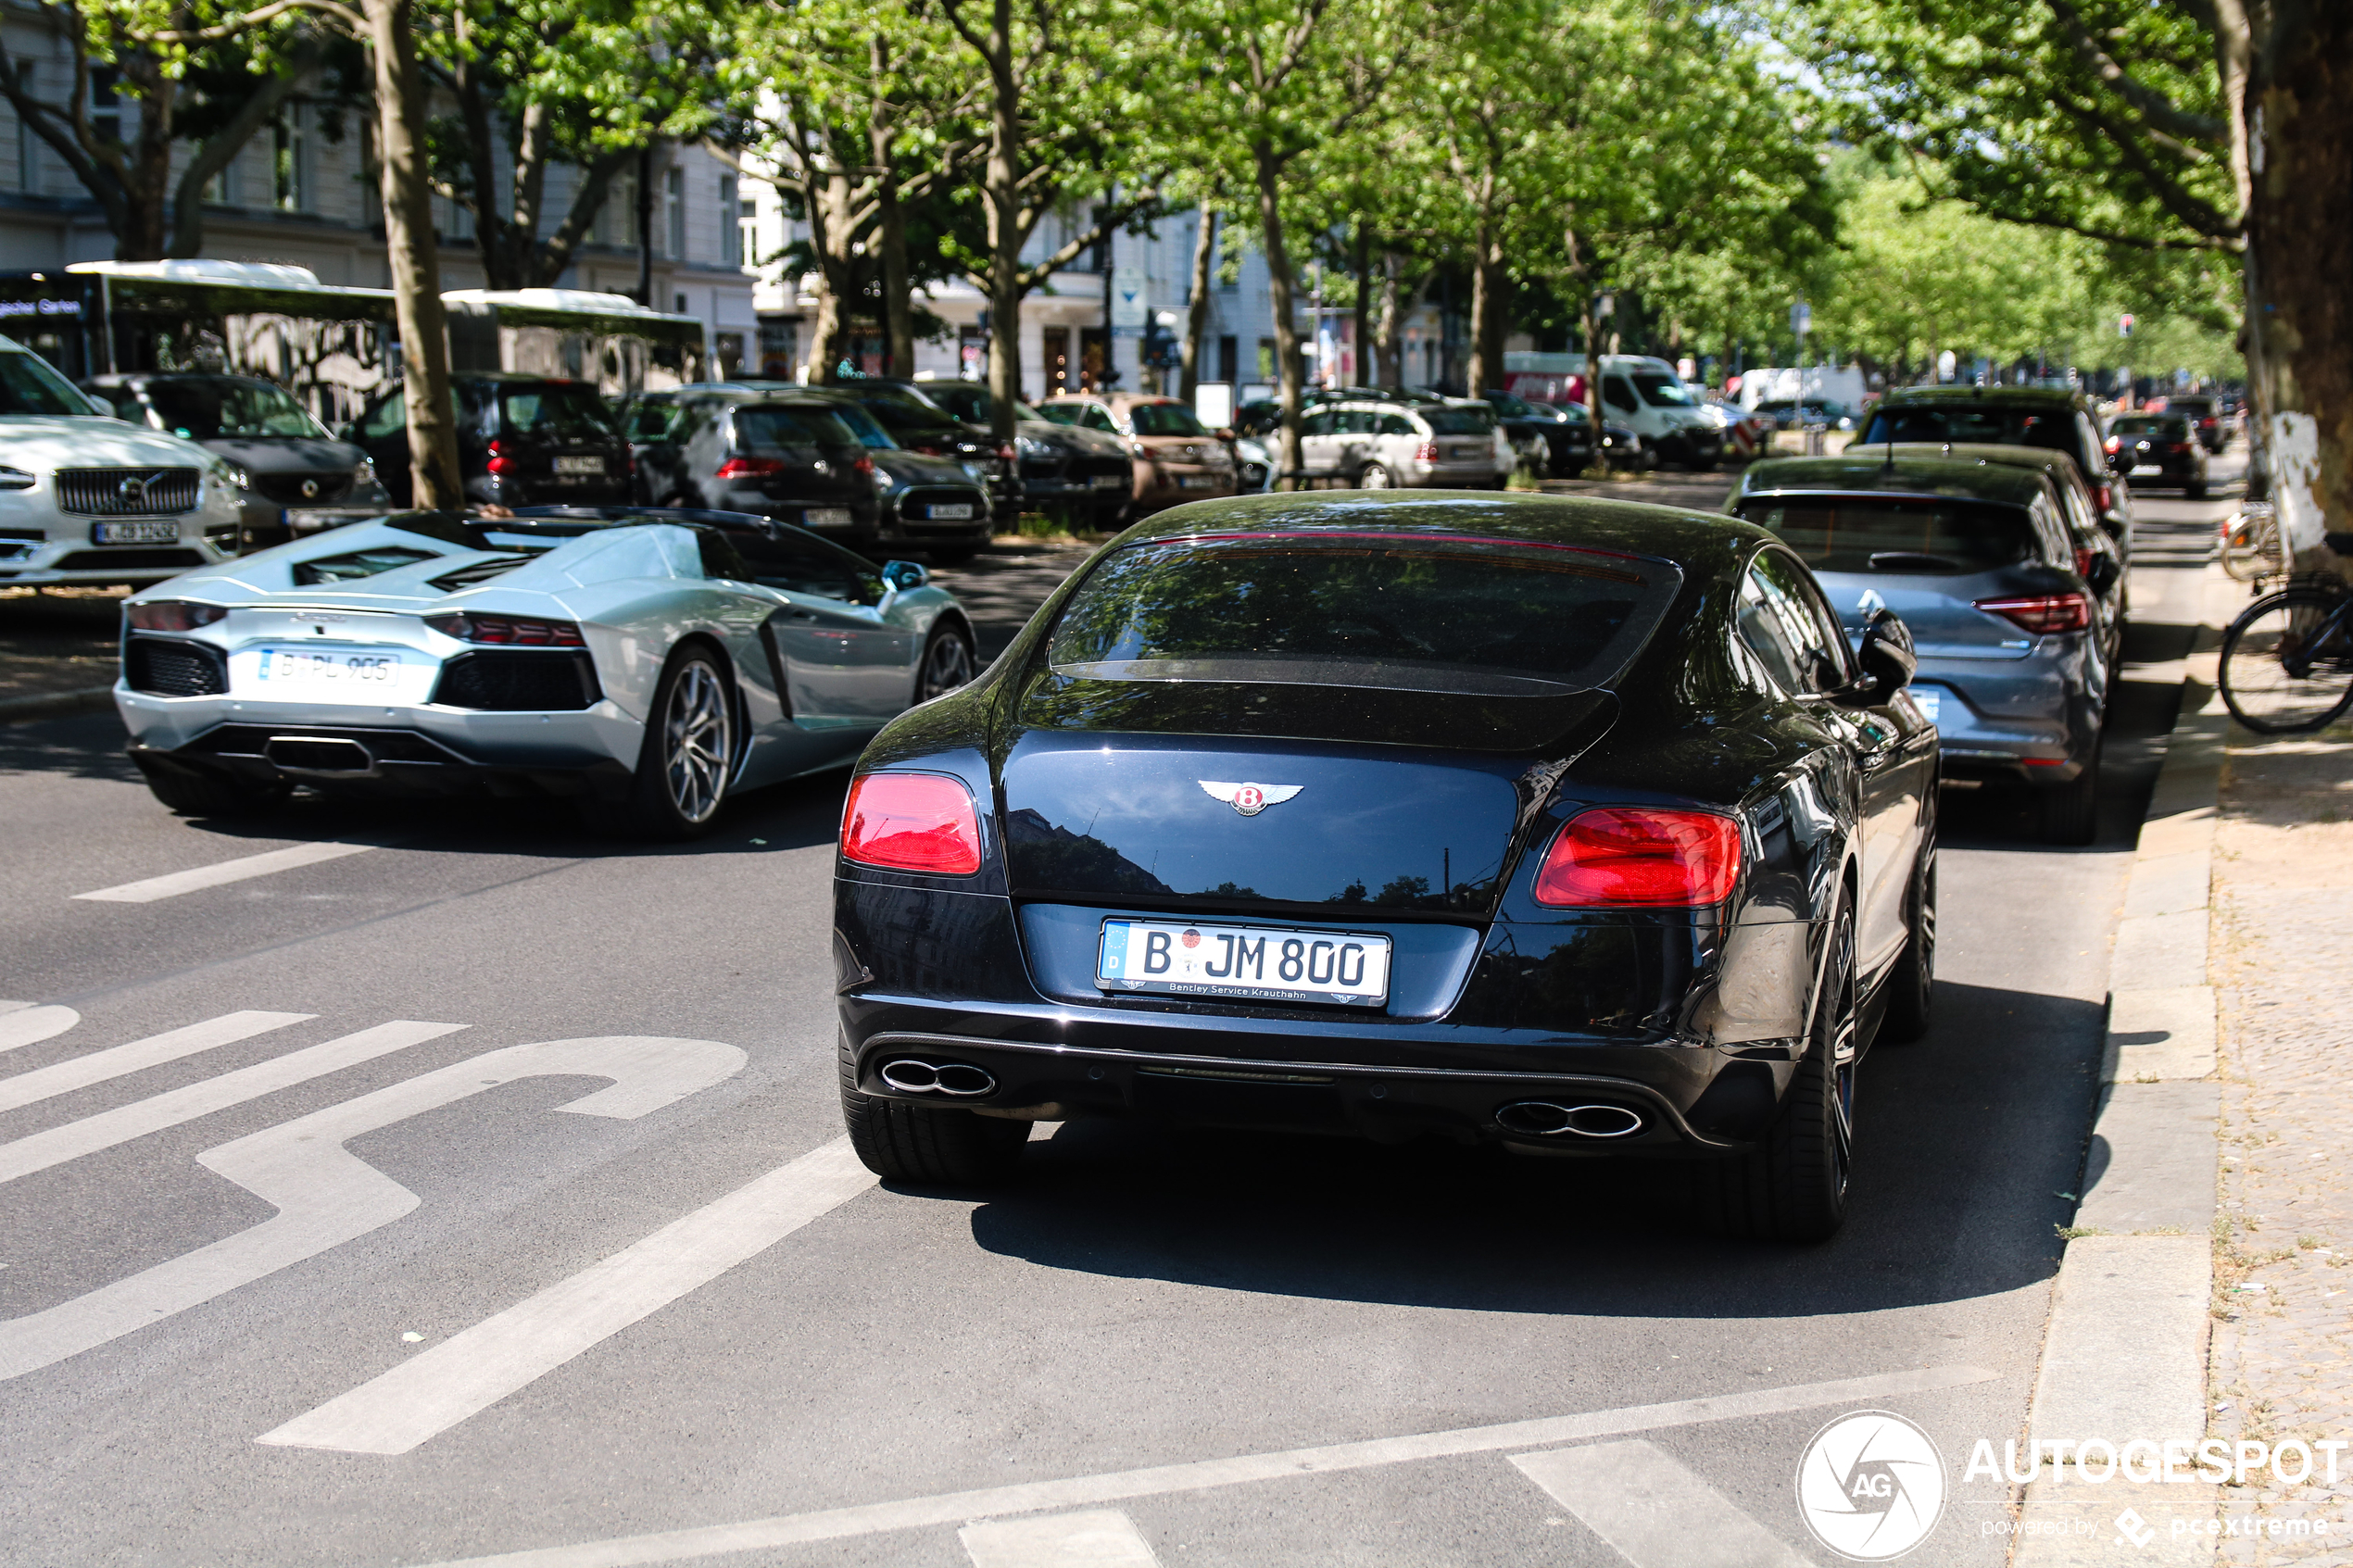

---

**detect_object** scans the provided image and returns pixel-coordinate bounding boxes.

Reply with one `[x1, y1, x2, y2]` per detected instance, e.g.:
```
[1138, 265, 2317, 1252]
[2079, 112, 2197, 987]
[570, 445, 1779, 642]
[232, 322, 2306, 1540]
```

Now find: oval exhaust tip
[1496, 1100, 1646, 1139]
[878, 1059, 998, 1098]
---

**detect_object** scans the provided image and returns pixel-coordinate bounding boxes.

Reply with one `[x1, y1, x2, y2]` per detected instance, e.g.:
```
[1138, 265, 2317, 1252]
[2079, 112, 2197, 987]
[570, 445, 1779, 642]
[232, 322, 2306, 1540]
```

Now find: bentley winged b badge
[1199, 780, 1302, 817]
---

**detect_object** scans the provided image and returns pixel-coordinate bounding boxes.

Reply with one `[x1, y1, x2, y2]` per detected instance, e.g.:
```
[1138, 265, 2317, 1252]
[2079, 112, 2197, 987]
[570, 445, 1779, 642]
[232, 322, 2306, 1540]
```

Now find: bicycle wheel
[2220, 507, 2282, 583]
[2220, 586, 2353, 734]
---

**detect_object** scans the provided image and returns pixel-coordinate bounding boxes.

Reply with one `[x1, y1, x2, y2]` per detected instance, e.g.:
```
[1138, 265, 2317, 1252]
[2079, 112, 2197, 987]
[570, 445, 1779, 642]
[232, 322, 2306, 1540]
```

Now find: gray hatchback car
[1730, 454, 2118, 844]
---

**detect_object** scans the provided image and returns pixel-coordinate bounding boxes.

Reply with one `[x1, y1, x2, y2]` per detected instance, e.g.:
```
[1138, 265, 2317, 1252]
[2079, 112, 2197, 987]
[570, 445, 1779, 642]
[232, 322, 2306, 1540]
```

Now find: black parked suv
[627, 388, 883, 545]
[1861, 385, 2132, 553]
[798, 390, 992, 561]
[84, 372, 390, 549]
[346, 374, 632, 509]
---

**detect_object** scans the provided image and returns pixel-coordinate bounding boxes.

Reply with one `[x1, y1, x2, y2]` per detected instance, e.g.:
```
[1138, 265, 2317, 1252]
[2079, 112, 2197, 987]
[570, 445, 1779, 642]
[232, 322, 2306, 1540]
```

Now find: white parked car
[1295, 399, 1508, 489]
[0, 337, 245, 586]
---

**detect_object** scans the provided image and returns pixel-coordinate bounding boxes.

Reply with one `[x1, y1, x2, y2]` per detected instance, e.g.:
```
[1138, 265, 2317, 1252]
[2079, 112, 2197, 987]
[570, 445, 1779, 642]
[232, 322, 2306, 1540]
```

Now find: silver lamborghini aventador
[113, 506, 980, 836]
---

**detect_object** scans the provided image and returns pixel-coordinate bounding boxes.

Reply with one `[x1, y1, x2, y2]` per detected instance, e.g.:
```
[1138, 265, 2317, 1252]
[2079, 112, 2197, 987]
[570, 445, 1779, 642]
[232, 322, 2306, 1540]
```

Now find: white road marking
[1509, 1439, 1811, 1568]
[0, 1020, 467, 1185]
[258, 1135, 875, 1454]
[407, 1365, 1996, 1568]
[0, 1004, 80, 1054]
[0, 1011, 313, 1115]
[0, 1035, 744, 1383]
[962, 1510, 1161, 1568]
[71, 841, 377, 904]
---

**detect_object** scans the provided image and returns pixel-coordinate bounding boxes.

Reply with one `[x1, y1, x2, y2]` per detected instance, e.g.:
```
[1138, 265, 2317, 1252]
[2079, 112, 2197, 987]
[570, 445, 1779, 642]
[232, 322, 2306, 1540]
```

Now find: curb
[0, 685, 114, 725]
[2015, 579, 2234, 1563]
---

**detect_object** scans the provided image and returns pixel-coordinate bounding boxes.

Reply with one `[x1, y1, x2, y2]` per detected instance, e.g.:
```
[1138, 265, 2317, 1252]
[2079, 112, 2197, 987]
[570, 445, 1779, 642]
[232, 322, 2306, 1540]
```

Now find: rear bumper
[127, 720, 635, 800]
[1913, 646, 2102, 785]
[844, 1023, 1761, 1155]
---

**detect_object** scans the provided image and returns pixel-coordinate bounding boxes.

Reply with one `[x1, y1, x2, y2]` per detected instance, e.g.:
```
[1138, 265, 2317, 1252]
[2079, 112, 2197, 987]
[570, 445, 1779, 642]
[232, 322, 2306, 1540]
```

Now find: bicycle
[2220, 500, 2286, 583]
[2219, 550, 2353, 734]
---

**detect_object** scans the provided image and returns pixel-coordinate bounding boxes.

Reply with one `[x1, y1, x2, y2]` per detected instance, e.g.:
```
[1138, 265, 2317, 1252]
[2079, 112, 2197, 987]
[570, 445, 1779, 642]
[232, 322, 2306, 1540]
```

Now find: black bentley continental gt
[832, 493, 1940, 1240]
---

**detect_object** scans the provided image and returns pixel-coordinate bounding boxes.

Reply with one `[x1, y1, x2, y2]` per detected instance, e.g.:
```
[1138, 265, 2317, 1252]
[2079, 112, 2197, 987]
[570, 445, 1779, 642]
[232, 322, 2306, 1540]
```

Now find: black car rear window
[1127, 402, 1208, 436]
[1861, 404, 2076, 456]
[1419, 407, 1495, 436]
[850, 387, 963, 433]
[734, 406, 860, 447]
[1736, 498, 2038, 574]
[500, 384, 617, 441]
[2112, 417, 2189, 438]
[1047, 534, 1680, 695]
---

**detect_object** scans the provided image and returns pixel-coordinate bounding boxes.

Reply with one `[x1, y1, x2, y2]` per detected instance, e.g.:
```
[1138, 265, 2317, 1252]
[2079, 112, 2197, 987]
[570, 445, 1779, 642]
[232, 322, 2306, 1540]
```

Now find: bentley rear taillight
[1974, 593, 2091, 635]
[1533, 809, 1741, 907]
[841, 772, 981, 874]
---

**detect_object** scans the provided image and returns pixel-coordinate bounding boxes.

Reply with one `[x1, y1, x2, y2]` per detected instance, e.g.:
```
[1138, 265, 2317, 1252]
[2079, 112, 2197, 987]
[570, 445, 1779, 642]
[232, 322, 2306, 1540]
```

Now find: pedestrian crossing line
[961, 1510, 1161, 1568]
[0, 1004, 80, 1054]
[258, 1135, 876, 1455]
[0, 1020, 468, 1186]
[1509, 1439, 1812, 1568]
[71, 841, 377, 904]
[0, 1035, 745, 1384]
[406, 1365, 1996, 1568]
[0, 1011, 314, 1116]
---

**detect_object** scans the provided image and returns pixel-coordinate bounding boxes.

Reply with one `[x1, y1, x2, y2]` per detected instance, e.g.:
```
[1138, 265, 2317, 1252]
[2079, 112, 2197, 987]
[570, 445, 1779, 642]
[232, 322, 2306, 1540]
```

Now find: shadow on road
[961, 979, 2096, 1317]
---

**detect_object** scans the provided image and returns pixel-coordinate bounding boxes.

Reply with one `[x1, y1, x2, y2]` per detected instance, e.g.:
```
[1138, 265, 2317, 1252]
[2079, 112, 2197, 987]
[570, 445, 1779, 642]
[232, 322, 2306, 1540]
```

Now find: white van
[1592, 356, 1723, 470]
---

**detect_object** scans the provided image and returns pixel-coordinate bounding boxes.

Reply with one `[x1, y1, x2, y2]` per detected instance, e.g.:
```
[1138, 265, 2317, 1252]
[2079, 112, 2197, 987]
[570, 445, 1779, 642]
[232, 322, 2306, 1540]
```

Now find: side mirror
[1855, 608, 1917, 694]
[881, 559, 929, 592]
[2083, 552, 2121, 596]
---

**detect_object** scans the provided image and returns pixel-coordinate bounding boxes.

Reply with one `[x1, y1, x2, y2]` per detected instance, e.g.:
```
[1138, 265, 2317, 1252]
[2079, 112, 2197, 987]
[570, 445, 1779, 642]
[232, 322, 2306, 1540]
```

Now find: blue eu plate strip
[1100, 921, 1130, 977]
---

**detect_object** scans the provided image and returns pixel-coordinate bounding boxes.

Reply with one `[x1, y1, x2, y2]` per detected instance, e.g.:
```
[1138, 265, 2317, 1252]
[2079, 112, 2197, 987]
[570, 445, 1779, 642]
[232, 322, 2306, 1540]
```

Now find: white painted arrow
[0, 1035, 744, 1382]
[0, 1003, 81, 1055]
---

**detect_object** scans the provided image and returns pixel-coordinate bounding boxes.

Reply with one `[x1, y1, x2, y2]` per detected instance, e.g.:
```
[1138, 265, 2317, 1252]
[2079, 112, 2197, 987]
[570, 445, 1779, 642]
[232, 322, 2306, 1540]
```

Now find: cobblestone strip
[2207, 699, 2353, 1564]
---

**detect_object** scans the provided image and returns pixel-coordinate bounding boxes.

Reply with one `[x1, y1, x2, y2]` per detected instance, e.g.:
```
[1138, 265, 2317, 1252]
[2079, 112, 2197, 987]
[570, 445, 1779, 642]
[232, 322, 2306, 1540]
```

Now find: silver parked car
[115, 506, 977, 837]
[1296, 399, 1507, 489]
[1729, 455, 2115, 844]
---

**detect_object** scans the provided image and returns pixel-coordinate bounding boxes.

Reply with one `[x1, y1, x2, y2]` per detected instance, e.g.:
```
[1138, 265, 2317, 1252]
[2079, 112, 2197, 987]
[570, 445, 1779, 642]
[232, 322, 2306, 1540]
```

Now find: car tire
[588, 644, 736, 840]
[1878, 846, 1936, 1044]
[1701, 904, 1858, 1243]
[1359, 462, 1393, 490]
[2186, 478, 2208, 500]
[2037, 736, 2100, 847]
[140, 759, 291, 818]
[913, 619, 978, 705]
[840, 1054, 1027, 1185]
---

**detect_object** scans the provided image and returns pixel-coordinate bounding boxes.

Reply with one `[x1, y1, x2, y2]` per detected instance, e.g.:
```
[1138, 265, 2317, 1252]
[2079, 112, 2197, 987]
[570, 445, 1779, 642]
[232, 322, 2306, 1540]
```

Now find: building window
[663, 167, 686, 260]
[738, 193, 759, 271]
[759, 320, 798, 379]
[90, 67, 120, 149]
[718, 175, 738, 266]
[603, 171, 637, 247]
[208, 155, 237, 207]
[1217, 335, 1238, 384]
[1256, 338, 1275, 383]
[273, 106, 309, 212]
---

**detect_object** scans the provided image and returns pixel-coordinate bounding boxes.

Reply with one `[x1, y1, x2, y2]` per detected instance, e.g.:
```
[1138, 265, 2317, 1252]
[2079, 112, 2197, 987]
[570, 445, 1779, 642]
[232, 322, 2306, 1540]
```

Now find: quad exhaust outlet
[1495, 1100, 1647, 1139]
[878, 1058, 998, 1098]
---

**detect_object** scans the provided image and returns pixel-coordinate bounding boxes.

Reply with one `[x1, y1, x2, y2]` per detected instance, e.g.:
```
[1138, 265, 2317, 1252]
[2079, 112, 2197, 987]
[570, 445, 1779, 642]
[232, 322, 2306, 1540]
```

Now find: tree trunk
[807, 169, 859, 385]
[871, 33, 916, 380]
[1179, 207, 1215, 402]
[2243, 5, 2352, 565]
[1252, 143, 1303, 487]
[1375, 252, 1402, 388]
[1352, 224, 1370, 390]
[976, 0, 1024, 446]
[1466, 213, 1504, 397]
[367, 0, 462, 509]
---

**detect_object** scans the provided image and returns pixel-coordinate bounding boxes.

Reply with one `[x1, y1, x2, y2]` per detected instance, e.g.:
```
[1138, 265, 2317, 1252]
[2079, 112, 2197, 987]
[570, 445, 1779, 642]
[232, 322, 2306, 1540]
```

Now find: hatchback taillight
[2166, 442, 2191, 454]
[1414, 441, 1438, 463]
[423, 612, 585, 646]
[1533, 809, 1742, 907]
[1973, 593, 2091, 635]
[486, 438, 514, 477]
[841, 772, 981, 874]
[2093, 483, 2113, 513]
[2074, 546, 2095, 578]
[716, 457, 785, 479]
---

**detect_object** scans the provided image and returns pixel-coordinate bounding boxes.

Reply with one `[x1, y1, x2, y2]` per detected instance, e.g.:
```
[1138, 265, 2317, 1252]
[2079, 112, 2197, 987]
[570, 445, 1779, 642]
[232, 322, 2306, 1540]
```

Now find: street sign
[1791, 301, 1812, 337]
[1110, 265, 1148, 328]
[2119, 313, 2135, 337]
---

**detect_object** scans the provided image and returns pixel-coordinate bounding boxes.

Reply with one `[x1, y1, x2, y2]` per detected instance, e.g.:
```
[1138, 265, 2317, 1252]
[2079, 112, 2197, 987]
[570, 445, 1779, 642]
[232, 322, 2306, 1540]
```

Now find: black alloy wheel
[1702, 904, 1859, 1243]
[914, 621, 978, 704]
[839, 1047, 1028, 1185]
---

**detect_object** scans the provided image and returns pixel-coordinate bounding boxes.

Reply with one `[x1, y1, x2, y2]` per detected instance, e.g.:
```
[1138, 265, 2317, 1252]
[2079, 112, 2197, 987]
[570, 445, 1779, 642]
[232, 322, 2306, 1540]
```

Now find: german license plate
[1177, 475, 1214, 490]
[1091, 473, 1126, 489]
[242, 644, 427, 702]
[803, 508, 851, 529]
[553, 456, 605, 475]
[93, 521, 180, 545]
[1097, 919, 1390, 1006]
[1451, 445, 1484, 459]
[2132, 465, 2161, 476]
[1911, 688, 1942, 724]
[927, 503, 975, 521]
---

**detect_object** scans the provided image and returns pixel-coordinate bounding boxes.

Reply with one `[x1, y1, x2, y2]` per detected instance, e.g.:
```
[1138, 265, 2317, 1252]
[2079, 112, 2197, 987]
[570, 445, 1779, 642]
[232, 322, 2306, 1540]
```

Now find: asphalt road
[0, 467, 2237, 1568]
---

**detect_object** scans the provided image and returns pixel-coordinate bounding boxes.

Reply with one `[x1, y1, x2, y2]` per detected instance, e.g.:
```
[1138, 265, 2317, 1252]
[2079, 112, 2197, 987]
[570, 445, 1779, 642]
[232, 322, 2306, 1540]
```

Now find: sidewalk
[0, 586, 122, 721]
[2208, 709, 2353, 1559]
